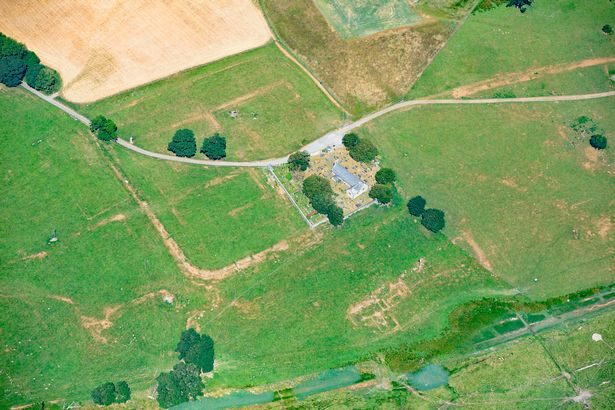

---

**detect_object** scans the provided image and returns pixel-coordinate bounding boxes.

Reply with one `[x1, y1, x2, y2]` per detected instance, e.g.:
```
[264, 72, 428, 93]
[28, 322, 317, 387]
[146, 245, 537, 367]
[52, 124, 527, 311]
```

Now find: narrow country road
[21, 82, 615, 168]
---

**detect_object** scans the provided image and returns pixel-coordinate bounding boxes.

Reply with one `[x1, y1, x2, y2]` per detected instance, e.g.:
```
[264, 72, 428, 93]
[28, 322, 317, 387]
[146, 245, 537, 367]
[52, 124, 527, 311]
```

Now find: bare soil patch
[462, 231, 493, 272]
[21, 251, 48, 261]
[91, 213, 126, 230]
[0, 0, 271, 102]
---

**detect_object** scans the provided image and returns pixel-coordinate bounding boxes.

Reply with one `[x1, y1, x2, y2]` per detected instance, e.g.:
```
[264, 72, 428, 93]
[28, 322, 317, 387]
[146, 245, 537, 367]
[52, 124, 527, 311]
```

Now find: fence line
[268, 166, 317, 229]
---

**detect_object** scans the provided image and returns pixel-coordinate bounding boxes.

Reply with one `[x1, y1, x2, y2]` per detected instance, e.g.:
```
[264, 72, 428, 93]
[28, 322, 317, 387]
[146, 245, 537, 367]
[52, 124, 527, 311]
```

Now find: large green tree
[589, 134, 607, 150]
[29, 66, 61, 94]
[407, 196, 426, 217]
[0, 56, 27, 87]
[326, 205, 344, 226]
[342, 132, 359, 149]
[91, 382, 116, 406]
[369, 184, 393, 204]
[90, 115, 118, 141]
[201, 133, 226, 160]
[168, 128, 197, 157]
[176, 329, 215, 373]
[421, 209, 446, 233]
[0, 33, 27, 59]
[349, 139, 378, 163]
[302, 175, 334, 201]
[115, 381, 131, 403]
[375, 168, 396, 184]
[156, 363, 204, 408]
[288, 151, 311, 171]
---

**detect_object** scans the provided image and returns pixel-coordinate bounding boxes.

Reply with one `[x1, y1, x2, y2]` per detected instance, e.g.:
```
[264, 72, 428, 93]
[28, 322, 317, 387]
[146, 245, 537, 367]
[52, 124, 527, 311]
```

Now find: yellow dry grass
[0, 0, 271, 102]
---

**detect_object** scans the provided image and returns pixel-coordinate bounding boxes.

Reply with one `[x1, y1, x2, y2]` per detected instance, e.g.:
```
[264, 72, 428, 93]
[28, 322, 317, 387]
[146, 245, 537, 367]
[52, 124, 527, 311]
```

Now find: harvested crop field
[261, 0, 473, 114]
[0, 0, 271, 102]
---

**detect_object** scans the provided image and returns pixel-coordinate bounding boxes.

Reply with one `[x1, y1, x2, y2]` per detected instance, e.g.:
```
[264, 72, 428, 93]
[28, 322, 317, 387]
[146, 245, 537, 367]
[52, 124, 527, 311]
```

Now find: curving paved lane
[21, 82, 615, 168]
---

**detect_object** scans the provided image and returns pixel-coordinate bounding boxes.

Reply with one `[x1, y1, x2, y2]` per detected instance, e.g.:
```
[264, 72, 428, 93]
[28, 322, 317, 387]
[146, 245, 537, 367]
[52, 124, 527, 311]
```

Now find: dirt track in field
[0, 0, 271, 102]
[447, 57, 615, 98]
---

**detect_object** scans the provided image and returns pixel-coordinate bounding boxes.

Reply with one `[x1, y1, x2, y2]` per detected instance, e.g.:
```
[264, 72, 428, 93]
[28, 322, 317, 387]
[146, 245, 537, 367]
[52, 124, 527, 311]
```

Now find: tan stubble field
[0, 0, 271, 102]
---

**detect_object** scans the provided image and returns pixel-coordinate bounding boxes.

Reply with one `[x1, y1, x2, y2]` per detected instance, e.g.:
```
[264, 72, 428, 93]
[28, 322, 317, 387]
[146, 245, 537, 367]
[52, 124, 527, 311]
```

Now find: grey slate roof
[332, 163, 362, 187]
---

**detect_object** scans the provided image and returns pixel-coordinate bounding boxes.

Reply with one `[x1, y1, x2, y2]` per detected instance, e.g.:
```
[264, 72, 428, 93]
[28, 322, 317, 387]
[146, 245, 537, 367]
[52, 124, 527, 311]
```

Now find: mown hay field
[77, 44, 344, 161]
[360, 99, 614, 300]
[0, 0, 271, 102]
[408, 0, 615, 98]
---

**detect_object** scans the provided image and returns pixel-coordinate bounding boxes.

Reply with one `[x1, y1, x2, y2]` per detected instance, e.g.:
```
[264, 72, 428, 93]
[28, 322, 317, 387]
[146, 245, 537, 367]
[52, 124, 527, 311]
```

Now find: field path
[447, 57, 615, 98]
[20, 82, 615, 168]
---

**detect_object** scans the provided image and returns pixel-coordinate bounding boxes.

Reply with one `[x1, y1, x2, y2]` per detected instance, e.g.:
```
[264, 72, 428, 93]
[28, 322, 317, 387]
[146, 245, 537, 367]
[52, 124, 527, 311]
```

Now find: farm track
[21, 82, 615, 168]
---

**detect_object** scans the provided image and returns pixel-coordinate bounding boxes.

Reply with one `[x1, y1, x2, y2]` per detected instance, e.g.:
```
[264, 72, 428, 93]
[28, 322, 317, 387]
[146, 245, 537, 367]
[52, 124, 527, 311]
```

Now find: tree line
[168, 128, 227, 160]
[0, 32, 61, 94]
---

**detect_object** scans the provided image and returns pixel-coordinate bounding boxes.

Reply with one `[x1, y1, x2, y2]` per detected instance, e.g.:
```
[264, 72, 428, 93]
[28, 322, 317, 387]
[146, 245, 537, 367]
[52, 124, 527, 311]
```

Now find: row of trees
[0, 32, 61, 93]
[302, 175, 344, 226]
[342, 133, 379, 163]
[156, 329, 215, 408]
[369, 167, 397, 205]
[91, 381, 131, 406]
[407, 196, 446, 233]
[168, 129, 227, 160]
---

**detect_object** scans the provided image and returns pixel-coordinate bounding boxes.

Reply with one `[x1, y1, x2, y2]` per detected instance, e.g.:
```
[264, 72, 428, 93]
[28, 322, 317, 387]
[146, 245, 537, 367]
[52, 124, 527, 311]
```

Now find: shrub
[421, 209, 446, 233]
[349, 139, 378, 163]
[0, 56, 27, 87]
[201, 133, 226, 160]
[369, 184, 393, 204]
[326, 205, 344, 226]
[375, 168, 396, 184]
[589, 134, 607, 150]
[168, 128, 196, 157]
[602, 24, 613, 35]
[407, 196, 426, 216]
[342, 133, 359, 149]
[91, 382, 116, 406]
[288, 151, 310, 171]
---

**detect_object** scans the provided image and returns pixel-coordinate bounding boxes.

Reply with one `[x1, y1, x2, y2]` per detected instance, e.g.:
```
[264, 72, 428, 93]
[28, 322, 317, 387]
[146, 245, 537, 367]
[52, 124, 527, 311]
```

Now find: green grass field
[76, 43, 343, 161]
[313, 0, 421, 38]
[409, 1, 615, 98]
[194, 208, 512, 388]
[0, 87, 209, 406]
[1, 87, 515, 407]
[110, 146, 306, 270]
[359, 99, 614, 300]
